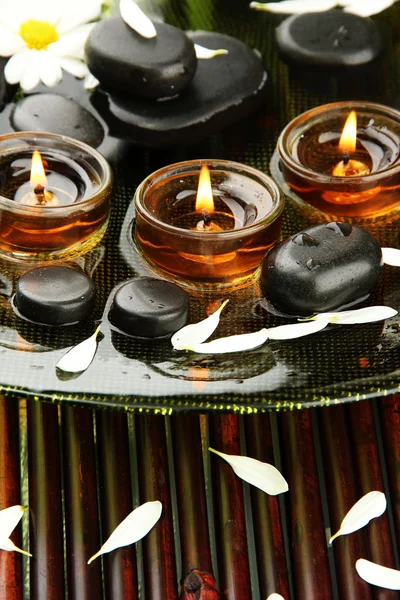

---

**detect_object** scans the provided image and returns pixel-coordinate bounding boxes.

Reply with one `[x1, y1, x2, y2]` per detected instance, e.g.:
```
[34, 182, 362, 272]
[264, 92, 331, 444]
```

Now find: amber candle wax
[0, 132, 112, 260]
[277, 102, 400, 218]
[134, 160, 284, 288]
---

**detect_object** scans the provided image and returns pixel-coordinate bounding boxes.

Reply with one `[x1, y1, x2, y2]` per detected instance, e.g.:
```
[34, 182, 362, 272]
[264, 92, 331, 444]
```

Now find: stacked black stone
[85, 16, 268, 146]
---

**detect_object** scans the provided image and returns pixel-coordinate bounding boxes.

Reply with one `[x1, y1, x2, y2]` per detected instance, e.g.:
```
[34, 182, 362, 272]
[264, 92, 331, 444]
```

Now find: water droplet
[292, 233, 319, 247]
[158, 304, 165, 309]
[325, 222, 352, 236]
[306, 258, 320, 271]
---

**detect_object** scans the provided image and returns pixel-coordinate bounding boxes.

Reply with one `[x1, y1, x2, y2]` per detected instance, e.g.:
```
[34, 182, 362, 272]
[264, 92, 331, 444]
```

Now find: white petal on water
[194, 44, 228, 59]
[120, 0, 157, 38]
[267, 319, 328, 340]
[209, 448, 288, 495]
[179, 318, 327, 354]
[88, 501, 162, 564]
[249, 0, 338, 13]
[186, 328, 270, 354]
[344, 0, 396, 17]
[0, 505, 32, 557]
[310, 306, 397, 325]
[56, 325, 101, 373]
[356, 559, 400, 590]
[382, 247, 400, 267]
[329, 491, 387, 544]
[171, 300, 229, 349]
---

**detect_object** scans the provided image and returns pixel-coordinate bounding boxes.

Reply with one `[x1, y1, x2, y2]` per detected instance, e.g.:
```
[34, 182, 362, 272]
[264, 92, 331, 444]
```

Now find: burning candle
[272, 101, 400, 218]
[0, 132, 112, 260]
[134, 160, 284, 289]
[332, 111, 370, 178]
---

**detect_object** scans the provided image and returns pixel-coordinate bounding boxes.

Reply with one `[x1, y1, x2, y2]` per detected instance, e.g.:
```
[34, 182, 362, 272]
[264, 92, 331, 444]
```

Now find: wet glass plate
[1, 0, 400, 412]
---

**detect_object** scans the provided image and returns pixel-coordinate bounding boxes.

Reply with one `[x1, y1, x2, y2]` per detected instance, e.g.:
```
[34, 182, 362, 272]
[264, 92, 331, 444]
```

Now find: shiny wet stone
[91, 30, 267, 147]
[109, 277, 190, 339]
[86, 17, 197, 100]
[275, 11, 383, 68]
[15, 266, 96, 326]
[261, 222, 383, 316]
[10, 94, 105, 148]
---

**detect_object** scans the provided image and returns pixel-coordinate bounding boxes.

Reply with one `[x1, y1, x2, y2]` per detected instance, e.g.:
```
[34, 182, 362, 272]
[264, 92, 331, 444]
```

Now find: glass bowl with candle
[0, 132, 112, 260]
[271, 101, 400, 219]
[133, 159, 284, 289]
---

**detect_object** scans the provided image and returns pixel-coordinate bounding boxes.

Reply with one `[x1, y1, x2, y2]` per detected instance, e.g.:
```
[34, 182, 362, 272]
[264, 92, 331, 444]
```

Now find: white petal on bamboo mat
[181, 319, 328, 354]
[56, 325, 101, 373]
[88, 500, 162, 564]
[267, 319, 328, 340]
[185, 328, 270, 354]
[171, 300, 229, 349]
[382, 247, 400, 267]
[209, 448, 288, 495]
[120, 0, 157, 38]
[310, 306, 397, 325]
[356, 558, 400, 590]
[194, 44, 228, 59]
[329, 491, 386, 544]
[250, 0, 338, 13]
[0, 505, 32, 557]
[344, 0, 396, 17]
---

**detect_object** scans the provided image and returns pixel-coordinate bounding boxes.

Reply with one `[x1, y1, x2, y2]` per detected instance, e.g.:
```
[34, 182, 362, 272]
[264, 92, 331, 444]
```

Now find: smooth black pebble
[90, 30, 267, 147]
[261, 222, 383, 316]
[109, 277, 190, 338]
[85, 17, 197, 100]
[15, 266, 96, 326]
[275, 11, 383, 68]
[10, 94, 105, 148]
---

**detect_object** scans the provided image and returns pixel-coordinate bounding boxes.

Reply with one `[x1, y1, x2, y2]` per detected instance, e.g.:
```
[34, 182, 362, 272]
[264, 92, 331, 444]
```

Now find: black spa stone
[15, 266, 96, 326]
[275, 11, 383, 68]
[90, 30, 267, 147]
[109, 278, 190, 339]
[85, 17, 197, 100]
[261, 222, 383, 316]
[10, 94, 104, 148]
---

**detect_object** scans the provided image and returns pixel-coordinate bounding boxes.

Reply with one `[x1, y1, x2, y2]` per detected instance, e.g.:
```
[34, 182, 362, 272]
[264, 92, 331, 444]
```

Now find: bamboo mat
[1, 397, 400, 599]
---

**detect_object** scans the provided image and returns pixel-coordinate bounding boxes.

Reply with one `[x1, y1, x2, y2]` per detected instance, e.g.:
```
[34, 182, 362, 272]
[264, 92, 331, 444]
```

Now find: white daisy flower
[0, 0, 104, 91]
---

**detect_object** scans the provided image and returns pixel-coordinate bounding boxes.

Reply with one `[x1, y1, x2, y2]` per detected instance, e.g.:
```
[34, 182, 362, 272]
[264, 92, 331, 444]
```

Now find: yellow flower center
[20, 20, 58, 50]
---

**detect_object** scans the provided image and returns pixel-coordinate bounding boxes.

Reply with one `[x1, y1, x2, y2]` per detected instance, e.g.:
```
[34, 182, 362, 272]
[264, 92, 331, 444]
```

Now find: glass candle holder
[0, 132, 112, 260]
[133, 159, 284, 288]
[275, 101, 400, 219]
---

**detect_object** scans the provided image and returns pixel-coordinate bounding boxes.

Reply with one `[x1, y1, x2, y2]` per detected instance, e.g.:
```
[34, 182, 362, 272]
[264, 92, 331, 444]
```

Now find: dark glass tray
[1, 0, 400, 412]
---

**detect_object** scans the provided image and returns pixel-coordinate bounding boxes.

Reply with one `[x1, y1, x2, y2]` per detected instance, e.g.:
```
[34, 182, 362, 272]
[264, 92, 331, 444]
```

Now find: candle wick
[202, 212, 212, 226]
[34, 183, 45, 195]
[343, 153, 350, 165]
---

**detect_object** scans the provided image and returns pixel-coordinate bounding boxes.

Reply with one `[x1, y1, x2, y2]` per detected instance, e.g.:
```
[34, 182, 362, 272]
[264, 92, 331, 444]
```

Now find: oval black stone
[261, 222, 383, 316]
[275, 11, 383, 68]
[85, 18, 197, 100]
[109, 277, 190, 338]
[10, 94, 105, 148]
[90, 30, 267, 148]
[15, 266, 96, 326]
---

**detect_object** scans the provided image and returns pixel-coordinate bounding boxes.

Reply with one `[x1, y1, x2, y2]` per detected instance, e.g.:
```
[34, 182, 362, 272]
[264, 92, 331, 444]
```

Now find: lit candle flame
[339, 110, 357, 155]
[30, 150, 48, 189]
[195, 165, 214, 214]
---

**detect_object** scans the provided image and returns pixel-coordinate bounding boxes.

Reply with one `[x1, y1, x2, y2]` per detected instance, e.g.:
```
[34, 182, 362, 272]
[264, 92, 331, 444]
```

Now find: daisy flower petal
[56, 0, 103, 34]
[48, 24, 96, 59]
[120, 0, 157, 38]
[37, 51, 62, 87]
[59, 57, 88, 78]
[84, 72, 99, 89]
[0, 23, 25, 57]
[4, 49, 31, 84]
[20, 55, 41, 91]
